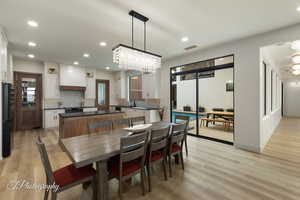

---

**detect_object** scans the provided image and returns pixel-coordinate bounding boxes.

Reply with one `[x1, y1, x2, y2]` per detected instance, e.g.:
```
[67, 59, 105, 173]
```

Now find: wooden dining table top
[60, 121, 172, 168]
[206, 111, 234, 116]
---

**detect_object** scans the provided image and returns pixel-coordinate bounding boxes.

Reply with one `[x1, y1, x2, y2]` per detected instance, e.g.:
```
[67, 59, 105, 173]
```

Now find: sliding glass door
[171, 72, 197, 135]
[170, 55, 234, 144]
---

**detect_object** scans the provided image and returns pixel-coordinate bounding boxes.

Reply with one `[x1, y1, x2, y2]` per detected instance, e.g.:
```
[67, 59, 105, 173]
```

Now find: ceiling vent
[184, 45, 198, 51]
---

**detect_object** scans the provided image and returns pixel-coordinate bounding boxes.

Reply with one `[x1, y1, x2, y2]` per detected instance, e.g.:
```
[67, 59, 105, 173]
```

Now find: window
[129, 75, 143, 100]
[271, 70, 273, 111]
[263, 62, 267, 116]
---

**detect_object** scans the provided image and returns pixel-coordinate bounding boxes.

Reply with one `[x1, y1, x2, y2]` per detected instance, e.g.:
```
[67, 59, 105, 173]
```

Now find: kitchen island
[59, 110, 125, 139]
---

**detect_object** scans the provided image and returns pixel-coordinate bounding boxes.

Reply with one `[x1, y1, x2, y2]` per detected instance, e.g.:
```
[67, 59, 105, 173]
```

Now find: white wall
[176, 68, 233, 112]
[260, 47, 282, 150]
[95, 69, 118, 105]
[161, 23, 300, 153]
[283, 79, 300, 117]
[13, 57, 44, 74]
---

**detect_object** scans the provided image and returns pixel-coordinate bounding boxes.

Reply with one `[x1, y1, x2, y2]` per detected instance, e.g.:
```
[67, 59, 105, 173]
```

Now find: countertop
[59, 110, 124, 118]
[44, 106, 96, 110]
[110, 105, 161, 110]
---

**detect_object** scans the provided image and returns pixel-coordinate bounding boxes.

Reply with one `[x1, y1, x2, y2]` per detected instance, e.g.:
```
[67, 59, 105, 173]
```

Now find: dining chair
[146, 126, 170, 192]
[113, 118, 131, 129]
[174, 115, 190, 156]
[168, 122, 186, 177]
[130, 116, 146, 126]
[88, 120, 113, 134]
[36, 136, 97, 200]
[108, 131, 149, 200]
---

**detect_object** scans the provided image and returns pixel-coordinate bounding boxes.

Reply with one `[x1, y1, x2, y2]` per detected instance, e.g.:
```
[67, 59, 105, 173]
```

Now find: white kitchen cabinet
[44, 109, 65, 128]
[60, 65, 86, 87]
[44, 63, 60, 99]
[83, 107, 98, 112]
[85, 69, 96, 99]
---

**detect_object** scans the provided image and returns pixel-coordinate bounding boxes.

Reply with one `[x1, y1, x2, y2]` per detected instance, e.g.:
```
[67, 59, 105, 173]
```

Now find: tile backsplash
[60, 91, 84, 107]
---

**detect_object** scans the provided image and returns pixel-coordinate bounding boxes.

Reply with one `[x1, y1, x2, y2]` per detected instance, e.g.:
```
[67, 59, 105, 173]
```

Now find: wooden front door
[96, 79, 110, 110]
[14, 72, 43, 131]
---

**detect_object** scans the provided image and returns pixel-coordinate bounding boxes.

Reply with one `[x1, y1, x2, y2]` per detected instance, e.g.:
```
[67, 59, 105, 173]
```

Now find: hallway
[263, 117, 300, 164]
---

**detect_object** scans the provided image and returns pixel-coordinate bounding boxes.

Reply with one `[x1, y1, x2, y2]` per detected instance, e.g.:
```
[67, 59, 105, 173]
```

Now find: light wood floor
[189, 120, 234, 142]
[1, 118, 300, 200]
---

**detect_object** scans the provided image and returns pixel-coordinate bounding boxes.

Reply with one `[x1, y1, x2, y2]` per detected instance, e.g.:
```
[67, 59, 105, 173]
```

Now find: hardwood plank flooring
[0, 118, 300, 200]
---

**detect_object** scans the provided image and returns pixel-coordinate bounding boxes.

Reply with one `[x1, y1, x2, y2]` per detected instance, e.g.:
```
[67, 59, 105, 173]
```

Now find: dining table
[59, 121, 172, 200]
[206, 111, 234, 127]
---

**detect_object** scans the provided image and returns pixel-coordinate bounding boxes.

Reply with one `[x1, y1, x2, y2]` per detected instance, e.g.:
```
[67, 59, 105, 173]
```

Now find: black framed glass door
[170, 55, 234, 145]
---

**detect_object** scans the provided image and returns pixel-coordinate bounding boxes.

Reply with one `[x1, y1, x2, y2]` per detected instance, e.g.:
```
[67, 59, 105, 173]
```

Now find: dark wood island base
[59, 111, 125, 139]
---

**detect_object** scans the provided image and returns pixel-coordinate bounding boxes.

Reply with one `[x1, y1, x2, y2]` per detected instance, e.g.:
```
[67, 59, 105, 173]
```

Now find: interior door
[96, 79, 110, 110]
[14, 72, 42, 130]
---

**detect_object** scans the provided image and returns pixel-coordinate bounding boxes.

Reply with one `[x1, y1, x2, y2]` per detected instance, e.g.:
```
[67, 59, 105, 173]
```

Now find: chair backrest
[130, 116, 146, 126]
[170, 123, 186, 145]
[149, 126, 170, 155]
[212, 108, 224, 112]
[88, 120, 113, 134]
[226, 108, 234, 112]
[175, 115, 190, 131]
[36, 136, 55, 183]
[113, 118, 130, 129]
[120, 131, 148, 162]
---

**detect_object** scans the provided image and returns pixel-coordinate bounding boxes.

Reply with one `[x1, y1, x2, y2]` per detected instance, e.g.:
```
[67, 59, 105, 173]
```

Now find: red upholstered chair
[168, 122, 186, 177]
[36, 136, 97, 200]
[108, 131, 149, 200]
[146, 126, 170, 192]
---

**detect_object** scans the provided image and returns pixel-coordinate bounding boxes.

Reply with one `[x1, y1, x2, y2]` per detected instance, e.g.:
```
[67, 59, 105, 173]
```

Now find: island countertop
[59, 110, 123, 118]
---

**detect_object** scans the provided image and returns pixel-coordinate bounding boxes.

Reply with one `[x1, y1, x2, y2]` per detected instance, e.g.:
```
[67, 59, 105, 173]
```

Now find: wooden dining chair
[36, 136, 97, 200]
[108, 131, 149, 200]
[168, 122, 186, 177]
[130, 116, 146, 126]
[88, 120, 113, 134]
[146, 126, 170, 192]
[174, 115, 190, 156]
[113, 118, 131, 129]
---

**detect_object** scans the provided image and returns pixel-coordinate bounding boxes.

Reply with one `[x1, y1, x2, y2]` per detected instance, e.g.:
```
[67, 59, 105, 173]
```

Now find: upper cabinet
[44, 62, 60, 99]
[0, 28, 8, 81]
[60, 65, 86, 87]
[85, 68, 96, 99]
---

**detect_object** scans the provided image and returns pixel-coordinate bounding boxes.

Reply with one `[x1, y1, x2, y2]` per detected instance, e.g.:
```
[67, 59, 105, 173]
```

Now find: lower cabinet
[45, 109, 65, 128]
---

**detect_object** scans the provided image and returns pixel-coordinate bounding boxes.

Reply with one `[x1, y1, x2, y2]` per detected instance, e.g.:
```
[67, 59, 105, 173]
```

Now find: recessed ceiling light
[181, 37, 189, 42]
[27, 20, 38, 27]
[28, 41, 37, 47]
[27, 54, 35, 58]
[83, 53, 90, 58]
[291, 40, 300, 50]
[100, 42, 107, 47]
[292, 54, 300, 63]
[105, 67, 110, 70]
[293, 70, 300, 75]
[73, 61, 79, 65]
[292, 64, 300, 70]
[297, 7, 300, 12]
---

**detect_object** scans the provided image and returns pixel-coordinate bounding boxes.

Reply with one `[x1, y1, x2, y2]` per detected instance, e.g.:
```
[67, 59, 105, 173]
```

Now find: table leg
[213, 114, 216, 125]
[206, 113, 209, 127]
[96, 160, 109, 200]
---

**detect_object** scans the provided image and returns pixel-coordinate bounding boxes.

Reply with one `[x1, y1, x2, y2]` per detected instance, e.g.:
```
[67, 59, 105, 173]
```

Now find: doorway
[14, 72, 43, 131]
[96, 79, 110, 110]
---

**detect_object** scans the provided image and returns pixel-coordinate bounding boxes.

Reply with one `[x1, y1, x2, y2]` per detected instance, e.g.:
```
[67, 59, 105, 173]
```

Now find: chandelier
[113, 10, 161, 73]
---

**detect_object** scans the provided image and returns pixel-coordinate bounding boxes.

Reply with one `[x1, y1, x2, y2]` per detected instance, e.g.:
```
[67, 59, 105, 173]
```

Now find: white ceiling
[1, 0, 300, 69]
[264, 42, 299, 79]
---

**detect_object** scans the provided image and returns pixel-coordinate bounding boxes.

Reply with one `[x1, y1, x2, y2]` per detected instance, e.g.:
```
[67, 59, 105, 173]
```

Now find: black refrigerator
[2, 83, 13, 158]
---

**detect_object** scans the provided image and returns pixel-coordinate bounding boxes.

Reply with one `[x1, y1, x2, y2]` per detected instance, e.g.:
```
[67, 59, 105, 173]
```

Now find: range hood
[60, 65, 87, 91]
